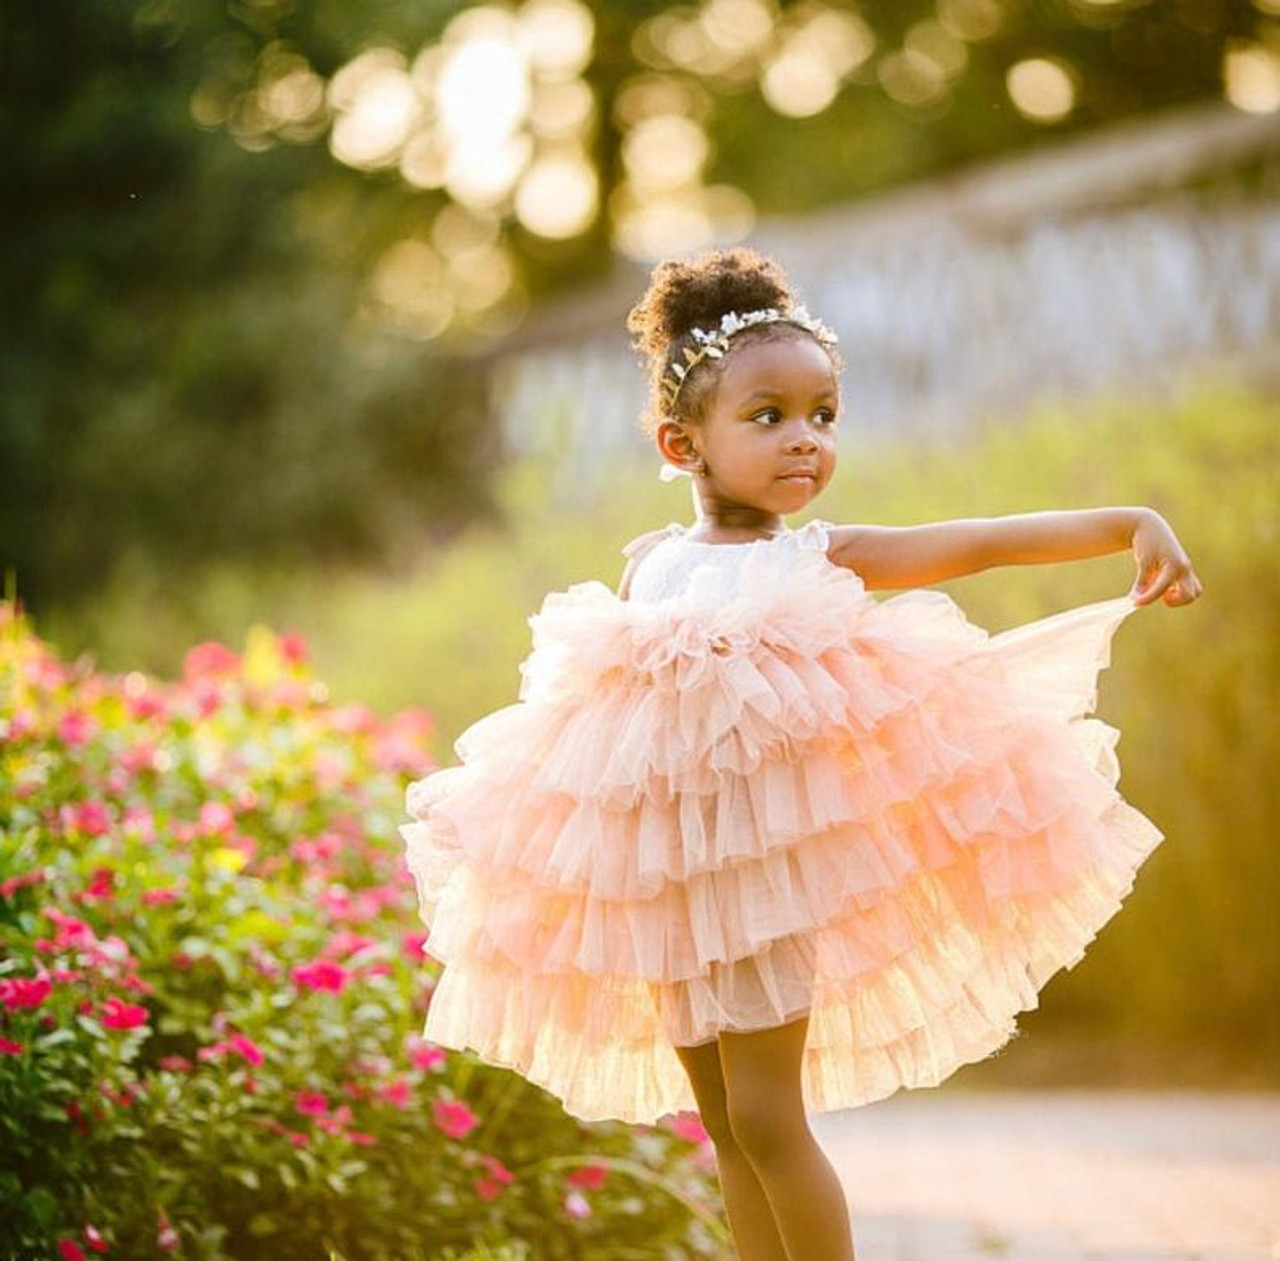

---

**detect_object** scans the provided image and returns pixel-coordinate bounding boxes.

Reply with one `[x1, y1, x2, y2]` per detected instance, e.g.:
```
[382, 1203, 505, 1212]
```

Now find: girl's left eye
[752, 409, 837, 425]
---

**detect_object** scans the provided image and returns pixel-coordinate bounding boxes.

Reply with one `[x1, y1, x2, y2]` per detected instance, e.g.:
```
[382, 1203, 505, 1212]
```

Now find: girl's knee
[725, 1094, 811, 1162]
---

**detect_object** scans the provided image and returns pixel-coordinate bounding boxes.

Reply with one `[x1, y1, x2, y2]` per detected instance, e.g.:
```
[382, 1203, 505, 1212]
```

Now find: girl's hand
[1129, 509, 1203, 607]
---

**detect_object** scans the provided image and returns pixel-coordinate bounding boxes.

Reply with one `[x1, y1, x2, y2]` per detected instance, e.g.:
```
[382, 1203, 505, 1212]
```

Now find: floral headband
[658, 305, 839, 481]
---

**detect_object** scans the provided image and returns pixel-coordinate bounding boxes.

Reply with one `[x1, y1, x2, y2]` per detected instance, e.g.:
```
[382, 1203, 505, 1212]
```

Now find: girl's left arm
[829, 506, 1204, 606]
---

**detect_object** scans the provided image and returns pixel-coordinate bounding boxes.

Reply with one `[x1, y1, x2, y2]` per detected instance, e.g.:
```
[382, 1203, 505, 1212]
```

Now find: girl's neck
[692, 501, 786, 538]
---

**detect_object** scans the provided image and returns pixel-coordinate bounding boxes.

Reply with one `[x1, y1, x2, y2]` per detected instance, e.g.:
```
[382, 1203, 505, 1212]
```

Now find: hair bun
[625, 246, 794, 361]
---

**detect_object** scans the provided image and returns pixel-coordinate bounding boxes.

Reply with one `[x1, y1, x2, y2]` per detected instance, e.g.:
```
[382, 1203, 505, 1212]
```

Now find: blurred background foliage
[5, 0, 1277, 611]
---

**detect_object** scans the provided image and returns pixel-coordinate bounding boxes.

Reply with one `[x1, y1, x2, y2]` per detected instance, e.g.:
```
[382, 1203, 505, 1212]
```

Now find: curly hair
[624, 246, 842, 437]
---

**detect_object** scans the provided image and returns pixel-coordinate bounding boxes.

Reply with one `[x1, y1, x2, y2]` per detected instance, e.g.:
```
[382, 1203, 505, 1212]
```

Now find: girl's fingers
[1131, 560, 1170, 603]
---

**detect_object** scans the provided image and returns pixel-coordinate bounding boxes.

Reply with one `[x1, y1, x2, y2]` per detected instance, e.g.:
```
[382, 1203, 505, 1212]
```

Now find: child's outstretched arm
[828, 507, 1203, 607]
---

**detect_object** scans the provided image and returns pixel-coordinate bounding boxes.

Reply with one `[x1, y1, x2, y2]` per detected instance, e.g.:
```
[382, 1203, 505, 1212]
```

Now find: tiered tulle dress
[399, 518, 1164, 1125]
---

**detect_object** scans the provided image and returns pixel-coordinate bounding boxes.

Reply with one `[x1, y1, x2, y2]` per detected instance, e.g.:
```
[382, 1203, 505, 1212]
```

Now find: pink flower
[82, 1223, 110, 1253]
[0, 975, 52, 1010]
[323, 929, 379, 960]
[190, 680, 223, 718]
[46, 908, 97, 949]
[0, 869, 46, 898]
[0, 1038, 24, 1055]
[408, 1039, 447, 1072]
[291, 959, 349, 993]
[566, 1163, 609, 1191]
[474, 1155, 515, 1201]
[5, 707, 36, 740]
[57, 1239, 86, 1260]
[376, 1079, 413, 1108]
[120, 740, 160, 774]
[125, 692, 166, 721]
[668, 1112, 710, 1144]
[564, 1189, 592, 1219]
[228, 1033, 263, 1066]
[82, 867, 116, 901]
[198, 801, 235, 836]
[295, 1089, 329, 1116]
[101, 997, 149, 1030]
[433, 1099, 479, 1141]
[279, 631, 310, 665]
[156, 1215, 180, 1252]
[159, 1055, 193, 1072]
[121, 806, 157, 842]
[328, 703, 379, 736]
[57, 711, 98, 748]
[183, 641, 240, 681]
[70, 801, 112, 838]
[142, 887, 179, 906]
[401, 930, 430, 962]
[347, 1130, 378, 1146]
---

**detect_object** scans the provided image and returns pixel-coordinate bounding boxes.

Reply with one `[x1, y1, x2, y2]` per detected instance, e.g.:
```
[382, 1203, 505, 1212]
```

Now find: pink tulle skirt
[399, 553, 1162, 1125]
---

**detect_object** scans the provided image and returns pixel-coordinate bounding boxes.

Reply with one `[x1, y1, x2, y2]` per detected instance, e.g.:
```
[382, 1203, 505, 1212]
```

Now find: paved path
[809, 1090, 1280, 1261]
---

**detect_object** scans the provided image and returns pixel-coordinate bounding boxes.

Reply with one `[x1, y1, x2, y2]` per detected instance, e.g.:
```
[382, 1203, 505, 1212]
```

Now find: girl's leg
[718, 1013, 857, 1261]
[673, 1038, 789, 1261]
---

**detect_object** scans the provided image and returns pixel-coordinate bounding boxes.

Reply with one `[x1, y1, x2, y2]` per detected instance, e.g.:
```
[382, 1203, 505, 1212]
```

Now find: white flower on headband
[660, 305, 838, 412]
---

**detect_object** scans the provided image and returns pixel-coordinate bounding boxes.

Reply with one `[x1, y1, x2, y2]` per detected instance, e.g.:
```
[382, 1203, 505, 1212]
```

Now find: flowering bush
[0, 602, 726, 1260]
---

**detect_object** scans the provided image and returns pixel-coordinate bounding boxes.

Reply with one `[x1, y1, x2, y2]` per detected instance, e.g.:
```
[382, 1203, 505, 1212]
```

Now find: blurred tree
[1, 0, 1269, 610]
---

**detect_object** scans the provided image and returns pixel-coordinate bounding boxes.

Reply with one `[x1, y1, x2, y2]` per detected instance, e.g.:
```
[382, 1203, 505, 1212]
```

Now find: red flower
[228, 1032, 263, 1066]
[82, 1223, 110, 1253]
[295, 1089, 329, 1116]
[291, 959, 349, 993]
[0, 975, 52, 1010]
[279, 632, 310, 665]
[101, 997, 149, 1030]
[407, 1037, 447, 1072]
[566, 1163, 609, 1191]
[432, 1098, 479, 1141]
[68, 801, 112, 838]
[57, 1239, 86, 1260]
[83, 867, 116, 901]
[0, 1038, 24, 1055]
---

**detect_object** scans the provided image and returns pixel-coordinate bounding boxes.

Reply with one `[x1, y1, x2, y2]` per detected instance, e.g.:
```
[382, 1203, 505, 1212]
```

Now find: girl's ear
[656, 419, 699, 467]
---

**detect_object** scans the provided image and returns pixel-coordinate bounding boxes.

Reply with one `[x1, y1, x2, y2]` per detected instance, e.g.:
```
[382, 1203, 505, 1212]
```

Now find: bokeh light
[622, 114, 709, 192]
[328, 49, 420, 169]
[515, 149, 599, 238]
[1006, 56, 1078, 122]
[936, 0, 1004, 42]
[1223, 40, 1280, 114]
[879, 48, 950, 110]
[515, 0, 595, 77]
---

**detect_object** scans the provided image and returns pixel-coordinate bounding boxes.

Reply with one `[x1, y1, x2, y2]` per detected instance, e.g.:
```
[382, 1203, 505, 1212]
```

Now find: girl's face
[660, 333, 840, 523]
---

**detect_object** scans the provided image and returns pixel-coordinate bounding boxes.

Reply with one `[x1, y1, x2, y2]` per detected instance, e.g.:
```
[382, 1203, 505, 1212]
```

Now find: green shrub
[0, 610, 727, 1259]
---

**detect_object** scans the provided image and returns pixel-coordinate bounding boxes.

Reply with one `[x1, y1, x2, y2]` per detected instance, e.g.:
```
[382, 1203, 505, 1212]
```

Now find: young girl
[400, 246, 1202, 1261]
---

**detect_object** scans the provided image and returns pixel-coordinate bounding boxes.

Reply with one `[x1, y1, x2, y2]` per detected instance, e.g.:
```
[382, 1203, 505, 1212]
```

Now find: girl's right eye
[752, 409, 781, 425]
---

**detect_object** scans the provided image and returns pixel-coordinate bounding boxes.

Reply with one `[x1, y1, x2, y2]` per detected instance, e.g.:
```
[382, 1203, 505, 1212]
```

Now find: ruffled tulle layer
[399, 544, 1163, 1125]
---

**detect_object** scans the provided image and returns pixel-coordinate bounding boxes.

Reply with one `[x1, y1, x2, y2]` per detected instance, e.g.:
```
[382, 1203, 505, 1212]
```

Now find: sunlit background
[5, 0, 1279, 1174]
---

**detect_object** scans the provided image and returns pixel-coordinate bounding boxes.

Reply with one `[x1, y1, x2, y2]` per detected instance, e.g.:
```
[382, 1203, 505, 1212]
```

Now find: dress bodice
[624, 519, 837, 604]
